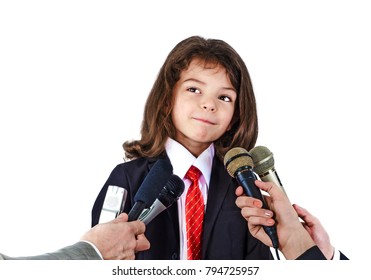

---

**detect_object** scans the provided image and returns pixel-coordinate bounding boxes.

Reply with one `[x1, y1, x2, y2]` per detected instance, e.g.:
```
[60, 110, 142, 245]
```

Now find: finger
[235, 186, 244, 196]
[240, 207, 274, 221]
[135, 234, 151, 251]
[247, 215, 275, 227]
[293, 204, 318, 227]
[254, 180, 276, 192]
[236, 195, 263, 209]
[131, 220, 146, 235]
[254, 180, 287, 201]
[115, 213, 129, 223]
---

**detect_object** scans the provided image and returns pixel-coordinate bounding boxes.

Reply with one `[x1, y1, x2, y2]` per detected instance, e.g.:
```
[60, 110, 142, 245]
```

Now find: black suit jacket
[297, 246, 348, 260]
[92, 155, 273, 260]
[91, 155, 346, 260]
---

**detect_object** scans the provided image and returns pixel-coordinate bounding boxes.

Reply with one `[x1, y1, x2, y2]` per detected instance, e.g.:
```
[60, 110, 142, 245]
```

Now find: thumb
[293, 204, 316, 227]
[254, 180, 283, 198]
[115, 212, 129, 223]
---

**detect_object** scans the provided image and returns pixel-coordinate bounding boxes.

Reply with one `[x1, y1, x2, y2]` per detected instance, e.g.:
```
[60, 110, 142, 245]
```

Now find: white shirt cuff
[332, 247, 340, 260]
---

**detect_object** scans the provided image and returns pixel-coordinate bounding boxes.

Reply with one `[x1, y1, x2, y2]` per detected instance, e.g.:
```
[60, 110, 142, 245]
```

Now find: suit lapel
[201, 156, 233, 258]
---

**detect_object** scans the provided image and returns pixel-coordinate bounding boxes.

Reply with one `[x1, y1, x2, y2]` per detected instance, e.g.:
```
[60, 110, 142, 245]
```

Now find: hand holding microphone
[224, 147, 279, 249]
[240, 179, 317, 259]
[227, 147, 314, 259]
[234, 145, 341, 259]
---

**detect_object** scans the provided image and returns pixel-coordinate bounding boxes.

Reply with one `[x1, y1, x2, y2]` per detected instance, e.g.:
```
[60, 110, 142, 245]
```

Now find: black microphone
[128, 159, 173, 221]
[139, 174, 185, 225]
[224, 147, 279, 249]
[250, 146, 287, 195]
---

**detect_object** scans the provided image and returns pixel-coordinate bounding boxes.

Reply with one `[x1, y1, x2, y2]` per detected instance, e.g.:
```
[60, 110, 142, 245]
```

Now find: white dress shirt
[165, 138, 214, 260]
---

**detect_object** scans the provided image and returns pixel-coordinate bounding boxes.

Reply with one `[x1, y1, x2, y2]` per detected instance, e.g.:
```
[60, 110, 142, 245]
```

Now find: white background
[0, 0, 369, 263]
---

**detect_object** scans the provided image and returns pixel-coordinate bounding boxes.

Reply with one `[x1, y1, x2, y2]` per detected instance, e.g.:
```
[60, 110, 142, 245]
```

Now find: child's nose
[203, 105, 215, 112]
[201, 98, 216, 112]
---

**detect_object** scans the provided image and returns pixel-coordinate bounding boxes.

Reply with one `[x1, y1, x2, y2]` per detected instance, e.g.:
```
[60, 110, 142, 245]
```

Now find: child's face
[171, 58, 236, 156]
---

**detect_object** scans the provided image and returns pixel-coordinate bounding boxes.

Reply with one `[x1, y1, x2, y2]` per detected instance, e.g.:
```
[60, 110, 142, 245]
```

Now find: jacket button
[171, 253, 178, 260]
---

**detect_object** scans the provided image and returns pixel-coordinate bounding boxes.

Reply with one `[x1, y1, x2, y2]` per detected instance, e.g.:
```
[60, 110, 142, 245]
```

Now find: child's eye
[187, 87, 201, 94]
[219, 95, 232, 102]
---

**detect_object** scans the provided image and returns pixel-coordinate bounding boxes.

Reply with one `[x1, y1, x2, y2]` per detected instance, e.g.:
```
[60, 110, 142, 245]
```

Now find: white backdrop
[0, 0, 369, 262]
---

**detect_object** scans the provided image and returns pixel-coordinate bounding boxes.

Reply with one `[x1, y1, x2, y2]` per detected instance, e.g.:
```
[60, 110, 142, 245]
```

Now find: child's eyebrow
[183, 78, 205, 85]
[183, 78, 236, 92]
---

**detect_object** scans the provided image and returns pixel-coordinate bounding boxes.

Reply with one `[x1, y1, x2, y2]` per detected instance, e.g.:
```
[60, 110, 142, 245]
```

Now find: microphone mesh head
[165, 175, 185, 198]
[159, 175, 185, 207]
[224, 147, 254, 177]
[249, 146, 275, 175]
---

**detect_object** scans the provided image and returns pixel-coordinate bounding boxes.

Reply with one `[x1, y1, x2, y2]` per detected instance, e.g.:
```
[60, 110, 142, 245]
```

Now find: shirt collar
[165, 138, 214, 185]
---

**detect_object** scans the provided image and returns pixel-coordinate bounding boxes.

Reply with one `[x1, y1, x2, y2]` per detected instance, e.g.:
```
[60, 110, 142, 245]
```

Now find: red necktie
[185, 165, 204, 260]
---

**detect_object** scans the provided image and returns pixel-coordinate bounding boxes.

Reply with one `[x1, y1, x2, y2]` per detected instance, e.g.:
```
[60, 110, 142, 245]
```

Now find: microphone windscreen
[158, 175, 185, 207]
[224, 147, 254, 177]
[133, 159, 173, 205]
[250, 146, 275, 175]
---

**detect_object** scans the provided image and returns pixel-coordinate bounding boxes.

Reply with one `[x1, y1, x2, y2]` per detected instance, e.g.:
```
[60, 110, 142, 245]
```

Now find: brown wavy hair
[123, 36, 258, 161]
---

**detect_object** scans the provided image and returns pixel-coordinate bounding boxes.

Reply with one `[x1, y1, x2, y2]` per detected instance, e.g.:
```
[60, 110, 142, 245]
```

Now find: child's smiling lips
[192, 117, 216, 125]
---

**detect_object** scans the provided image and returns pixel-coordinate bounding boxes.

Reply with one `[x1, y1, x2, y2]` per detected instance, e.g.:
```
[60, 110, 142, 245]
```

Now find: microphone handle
[236, 169, 279, 249]
[128, 201, 147, 221]
[139, 199, 167, 225]
[236, 169, 267, 203]
[259, 168, 287, 195]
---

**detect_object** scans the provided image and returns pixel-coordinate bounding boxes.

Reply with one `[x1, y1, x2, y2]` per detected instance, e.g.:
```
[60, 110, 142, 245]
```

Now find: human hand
[293, 204, 334, 259]
[235, 180, 315, 259]
[81, 213, 150, 260]
[235, 185, 275, 247]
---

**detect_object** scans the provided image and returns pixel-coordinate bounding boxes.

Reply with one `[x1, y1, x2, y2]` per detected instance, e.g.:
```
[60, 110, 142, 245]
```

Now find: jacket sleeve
[0, 242, 101, 260]
[296, 246, 327, 260]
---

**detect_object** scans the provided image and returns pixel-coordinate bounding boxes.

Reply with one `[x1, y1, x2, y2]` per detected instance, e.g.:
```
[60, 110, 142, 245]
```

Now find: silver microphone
[99, 185, 127, 223]
[250, 146, 287, 195]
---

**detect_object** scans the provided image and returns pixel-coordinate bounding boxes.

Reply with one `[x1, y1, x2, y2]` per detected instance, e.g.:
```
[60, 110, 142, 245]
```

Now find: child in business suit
[93, 35, 269, 260]
[92, 35, 338, 260]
